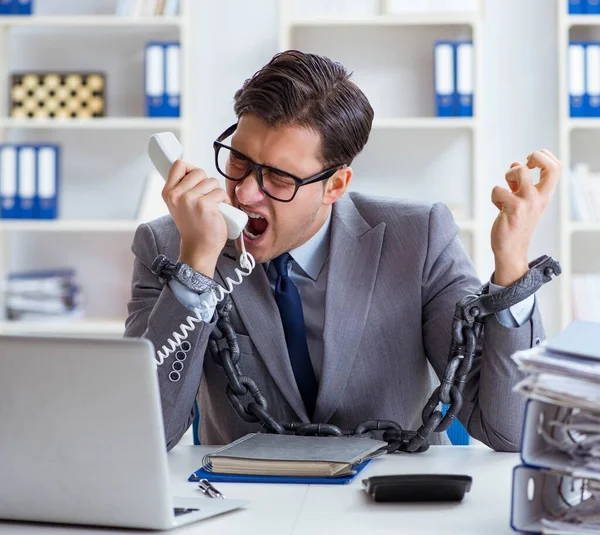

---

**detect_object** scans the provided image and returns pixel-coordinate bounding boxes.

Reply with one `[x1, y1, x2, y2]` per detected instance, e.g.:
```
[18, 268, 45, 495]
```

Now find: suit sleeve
[124, 223, 217, 450]
[420, 203, 545, 452]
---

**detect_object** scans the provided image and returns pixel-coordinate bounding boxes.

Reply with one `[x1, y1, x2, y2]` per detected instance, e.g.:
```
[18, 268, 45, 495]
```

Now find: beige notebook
[202, 433, 387, 477]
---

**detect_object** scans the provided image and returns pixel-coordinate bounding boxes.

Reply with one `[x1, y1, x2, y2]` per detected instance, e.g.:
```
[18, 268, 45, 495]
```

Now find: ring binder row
[434, 40, 473, 118]
[511, 400, 600, 533]
[567, 41, 600, 117]
[509, 322, 600, 534]
[0, 0, 33, 15]
[145, 41, 181, 118]
[0, 144, 59, 220]
[569, 0, 600, 14]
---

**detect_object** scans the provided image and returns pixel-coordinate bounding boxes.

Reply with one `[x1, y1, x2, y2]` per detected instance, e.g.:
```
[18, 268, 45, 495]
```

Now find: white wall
[480, 0, 560, 336]
[4, 0, 563, 335]
[187, 0, 562, 336]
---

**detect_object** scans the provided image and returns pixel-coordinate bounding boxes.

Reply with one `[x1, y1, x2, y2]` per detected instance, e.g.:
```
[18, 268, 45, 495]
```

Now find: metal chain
[207, 255, 561, 454]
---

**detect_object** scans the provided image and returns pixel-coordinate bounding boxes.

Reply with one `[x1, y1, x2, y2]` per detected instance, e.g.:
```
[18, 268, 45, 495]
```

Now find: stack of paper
[510, 321, 600, 534]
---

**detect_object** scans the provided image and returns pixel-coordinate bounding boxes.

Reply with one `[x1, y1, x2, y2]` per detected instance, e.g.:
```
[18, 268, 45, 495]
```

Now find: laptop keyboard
[174, 507, 199, 517]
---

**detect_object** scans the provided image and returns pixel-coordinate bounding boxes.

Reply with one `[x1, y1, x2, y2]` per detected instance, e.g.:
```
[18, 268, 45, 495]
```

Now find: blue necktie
[272, 253, 318, 419]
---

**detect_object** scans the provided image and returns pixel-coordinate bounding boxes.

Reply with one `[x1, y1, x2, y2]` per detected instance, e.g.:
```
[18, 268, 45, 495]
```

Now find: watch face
[181, 265, 193, 281]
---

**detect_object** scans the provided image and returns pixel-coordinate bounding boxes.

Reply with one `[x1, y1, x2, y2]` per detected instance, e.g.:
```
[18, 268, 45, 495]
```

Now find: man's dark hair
[233, 50, 373, 168]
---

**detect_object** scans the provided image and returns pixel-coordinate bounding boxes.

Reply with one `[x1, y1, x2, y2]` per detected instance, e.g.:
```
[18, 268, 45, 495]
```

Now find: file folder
[9, 0, 33, 15]
[434, 41, 455, 117]
[36, 145, 58, 219]
[145, 41, 180, 117]
[188, 460, 372, 485]
[569, 42, 586, 117]
[0, 145, 18, 219]
[569, 0, 586, 14]
[145, 43, 165, 117]
[586, 42, 600, 116]
[17, 146, 36, 219]
[455, 41, 474, 117]
[587, 0, 600, 13]
[165, 43, 180, 117]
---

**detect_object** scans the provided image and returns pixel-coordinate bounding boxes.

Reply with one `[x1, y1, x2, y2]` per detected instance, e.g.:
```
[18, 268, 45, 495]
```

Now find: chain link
[205, 255, 560, 454]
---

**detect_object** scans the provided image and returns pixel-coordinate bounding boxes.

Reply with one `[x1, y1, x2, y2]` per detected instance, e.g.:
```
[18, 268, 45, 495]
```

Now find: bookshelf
[558, 0, 600, 328]
[0, 0, 191, 336]
[278, 0, 485, 274]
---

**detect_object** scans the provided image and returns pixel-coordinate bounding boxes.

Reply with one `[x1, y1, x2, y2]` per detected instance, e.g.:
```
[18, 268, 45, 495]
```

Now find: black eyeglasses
[213, 123, 348, 203]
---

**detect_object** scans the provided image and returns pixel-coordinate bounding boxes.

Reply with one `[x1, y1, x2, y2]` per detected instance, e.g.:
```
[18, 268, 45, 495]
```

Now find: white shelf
[0, 319, 125, 335]
[280, 0, 484, 274]
[567, 119, 600, 130]
[0, 220, 139, 232]
[566, 14, 600, 27]
[289, 13, 478, 27]
[372, 117, 476, 130]
[0, 117, 182, 130]
[0, 15, 182, 27]
[569, 221, 600, 233]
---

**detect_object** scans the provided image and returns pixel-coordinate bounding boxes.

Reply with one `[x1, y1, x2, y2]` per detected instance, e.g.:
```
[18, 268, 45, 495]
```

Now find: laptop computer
[0, 335, 247, 530]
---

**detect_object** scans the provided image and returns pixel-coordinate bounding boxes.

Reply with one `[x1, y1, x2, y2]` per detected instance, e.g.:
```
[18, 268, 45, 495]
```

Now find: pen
[198, 478, 225, 499]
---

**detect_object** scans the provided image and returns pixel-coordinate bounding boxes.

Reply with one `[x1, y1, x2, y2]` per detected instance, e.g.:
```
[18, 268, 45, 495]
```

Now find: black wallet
[362, 474, 472, 502]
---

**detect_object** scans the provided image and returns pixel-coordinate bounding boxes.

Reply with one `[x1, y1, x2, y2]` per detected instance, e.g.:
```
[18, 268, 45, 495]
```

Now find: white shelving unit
[558, 0, 600, 328]
[278, 0, 485, 274]
[0, 1, 191, 337]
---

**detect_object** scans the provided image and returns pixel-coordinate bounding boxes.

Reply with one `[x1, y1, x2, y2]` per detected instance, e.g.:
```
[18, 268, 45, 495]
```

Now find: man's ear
[323, 167, 353, 205]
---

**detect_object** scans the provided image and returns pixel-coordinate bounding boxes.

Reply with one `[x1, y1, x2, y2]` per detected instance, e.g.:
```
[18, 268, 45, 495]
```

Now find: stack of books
[4, 268, 82, 322]
[509, 321, 600, 534]
[189, 433, 387, 485]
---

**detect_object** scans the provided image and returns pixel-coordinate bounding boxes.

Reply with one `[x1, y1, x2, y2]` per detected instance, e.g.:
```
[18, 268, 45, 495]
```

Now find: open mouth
[241, 209, 269, 242]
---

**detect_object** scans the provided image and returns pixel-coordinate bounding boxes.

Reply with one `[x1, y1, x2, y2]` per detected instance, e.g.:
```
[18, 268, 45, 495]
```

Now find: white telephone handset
[148, 132, 255, 379]
[148, 132, 248, 240]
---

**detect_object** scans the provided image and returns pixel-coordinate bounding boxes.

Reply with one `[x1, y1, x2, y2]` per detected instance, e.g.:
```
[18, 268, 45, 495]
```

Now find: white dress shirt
[169, 211, 535, 378]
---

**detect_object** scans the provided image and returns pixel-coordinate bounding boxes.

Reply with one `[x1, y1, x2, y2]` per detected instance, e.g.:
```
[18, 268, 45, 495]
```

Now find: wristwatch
[151, 254, 221, 294]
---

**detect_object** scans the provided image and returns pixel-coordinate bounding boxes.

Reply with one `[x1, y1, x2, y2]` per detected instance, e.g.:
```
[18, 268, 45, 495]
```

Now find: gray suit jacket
[125, 193, 544, 452]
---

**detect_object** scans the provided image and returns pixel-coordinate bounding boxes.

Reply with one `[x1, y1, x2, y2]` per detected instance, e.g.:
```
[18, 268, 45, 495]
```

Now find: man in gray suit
[125, 50, 560, 452]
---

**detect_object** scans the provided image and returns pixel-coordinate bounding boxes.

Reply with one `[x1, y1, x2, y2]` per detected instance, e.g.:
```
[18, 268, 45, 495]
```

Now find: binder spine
[569, 0, 586, 14]
[569, 41, 586, 117]
[145, 42, 165, 117]
[586, 42, 600, 117]
[17, 145, 36, 219]
[0, 145, 18, 219]
[0, 0, 11, 15]
[587, 0, 600, 13]
[165, 42, 180, 117]
[434, 41, 456, 117]
[455, 40, 474, 117]
[36, 144, 59, 220]
[10, 0, 33, 15]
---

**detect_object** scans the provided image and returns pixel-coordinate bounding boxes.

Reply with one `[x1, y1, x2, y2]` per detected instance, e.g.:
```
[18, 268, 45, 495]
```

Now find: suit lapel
[215, 243, 309, 422]
[313, 197, 386, 424]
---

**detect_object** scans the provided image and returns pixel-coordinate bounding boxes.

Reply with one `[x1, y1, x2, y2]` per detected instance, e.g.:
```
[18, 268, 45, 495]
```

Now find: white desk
[0, 445, 520, 535]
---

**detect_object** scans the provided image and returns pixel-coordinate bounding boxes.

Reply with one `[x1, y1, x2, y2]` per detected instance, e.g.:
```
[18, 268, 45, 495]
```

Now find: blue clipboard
[188, 459, 371, 485]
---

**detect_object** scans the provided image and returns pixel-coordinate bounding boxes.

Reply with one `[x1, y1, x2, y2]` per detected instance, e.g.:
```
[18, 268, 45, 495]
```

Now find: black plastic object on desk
[362, 474, 472, 502]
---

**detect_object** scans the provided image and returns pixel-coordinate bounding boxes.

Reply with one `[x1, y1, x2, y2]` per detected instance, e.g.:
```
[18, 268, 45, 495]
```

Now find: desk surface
[0, 445, 520, 535]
